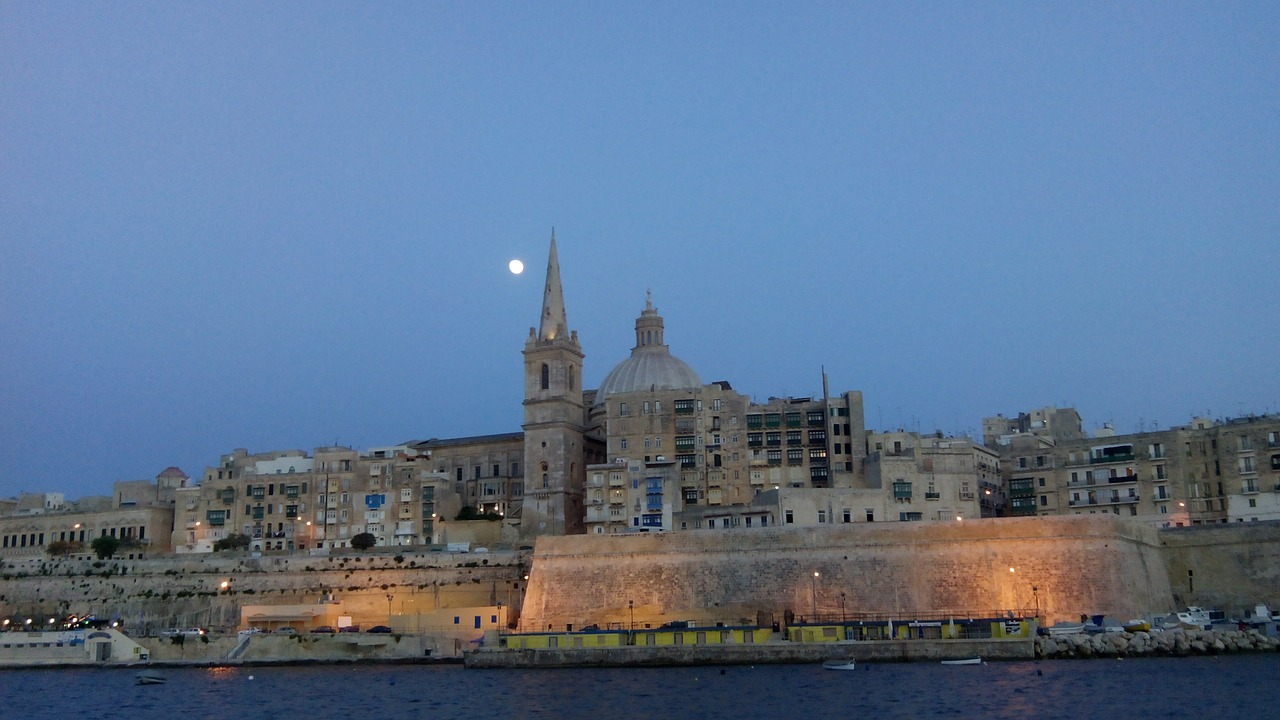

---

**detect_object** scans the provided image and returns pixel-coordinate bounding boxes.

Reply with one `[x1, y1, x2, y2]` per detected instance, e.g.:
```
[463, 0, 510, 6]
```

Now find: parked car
[365, 625, 393, 634]
[339, 625, 361, 633]
[237, 627, 262, 636]
[160, 627, 206, 638]
[310, 626, 336, 634]
[272, 627, 298, 635]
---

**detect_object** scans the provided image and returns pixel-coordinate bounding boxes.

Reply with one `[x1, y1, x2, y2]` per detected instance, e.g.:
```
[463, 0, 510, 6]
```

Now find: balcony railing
[924, 492, 940, 500]
[1069, 494, 1139, 507]
[1090, 453, 1135, 464]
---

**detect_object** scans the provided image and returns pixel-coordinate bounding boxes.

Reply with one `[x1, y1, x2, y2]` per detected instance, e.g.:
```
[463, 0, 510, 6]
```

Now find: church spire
[538, 230, 569, 341]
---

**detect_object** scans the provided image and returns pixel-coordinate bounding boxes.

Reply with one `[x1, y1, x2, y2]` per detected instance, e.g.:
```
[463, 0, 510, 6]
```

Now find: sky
[2, 2, 1277, 500]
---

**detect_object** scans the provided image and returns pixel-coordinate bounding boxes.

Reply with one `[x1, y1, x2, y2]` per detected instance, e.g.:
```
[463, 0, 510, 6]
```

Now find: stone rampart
[0, 549, 529, 633]
[521, 515, 1172, 631]
[1158, 521, 1280, 614]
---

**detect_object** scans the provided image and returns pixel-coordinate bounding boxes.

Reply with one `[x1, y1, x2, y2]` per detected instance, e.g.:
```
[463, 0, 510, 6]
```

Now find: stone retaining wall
[0, 549, 528, 632]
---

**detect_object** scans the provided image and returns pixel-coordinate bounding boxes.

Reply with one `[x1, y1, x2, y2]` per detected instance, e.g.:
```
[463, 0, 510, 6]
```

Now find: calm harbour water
[2, 655, 1276, 720]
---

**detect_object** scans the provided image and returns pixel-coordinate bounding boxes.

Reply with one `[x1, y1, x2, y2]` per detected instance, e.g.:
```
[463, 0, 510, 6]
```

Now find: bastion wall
[520, 515, 1174, 630]
[4, 518, 1277, 639]
[1159, 521, 1280, 613]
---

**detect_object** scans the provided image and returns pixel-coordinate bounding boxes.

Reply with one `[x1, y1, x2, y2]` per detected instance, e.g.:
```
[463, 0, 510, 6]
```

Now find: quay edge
[463, 638, 1033, 669]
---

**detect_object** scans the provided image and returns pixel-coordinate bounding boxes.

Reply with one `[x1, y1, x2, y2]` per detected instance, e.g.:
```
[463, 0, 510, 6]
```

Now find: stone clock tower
[520, 232, 586, 537]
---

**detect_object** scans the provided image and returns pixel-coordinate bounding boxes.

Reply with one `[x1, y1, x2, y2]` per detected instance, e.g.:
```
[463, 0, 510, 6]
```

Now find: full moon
[508, 259, 524, 274]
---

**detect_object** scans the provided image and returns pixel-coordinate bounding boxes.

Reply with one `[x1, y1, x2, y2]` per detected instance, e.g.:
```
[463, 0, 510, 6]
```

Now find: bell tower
[521, 231, 586, 537]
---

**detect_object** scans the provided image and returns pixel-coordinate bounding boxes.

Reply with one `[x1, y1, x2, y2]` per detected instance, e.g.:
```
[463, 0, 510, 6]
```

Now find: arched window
[568, 366, 575, 391]
[540, 363, 550, 390]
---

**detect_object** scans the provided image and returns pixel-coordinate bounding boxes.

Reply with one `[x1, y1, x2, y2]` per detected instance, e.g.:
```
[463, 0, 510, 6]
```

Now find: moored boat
[1122, 619, 1150, 633]
[822, 659, 857, 670]
[135, 671, 166, 685]
[940, 657, 983, 665]
[1042, 622, 1086, 636]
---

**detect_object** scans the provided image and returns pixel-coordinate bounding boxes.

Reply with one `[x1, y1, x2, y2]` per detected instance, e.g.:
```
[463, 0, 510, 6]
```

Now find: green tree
[213, 533, 251, 551]
[350, 532, 377, 550]
[90, 535, 120, 559]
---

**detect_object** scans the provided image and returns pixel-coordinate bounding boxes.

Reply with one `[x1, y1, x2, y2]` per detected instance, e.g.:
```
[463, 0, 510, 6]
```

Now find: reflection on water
[2, 655, 1277, 720]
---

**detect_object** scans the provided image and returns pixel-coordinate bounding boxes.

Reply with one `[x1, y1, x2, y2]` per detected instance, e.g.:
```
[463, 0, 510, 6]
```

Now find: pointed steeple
[538, 230, 569, 341]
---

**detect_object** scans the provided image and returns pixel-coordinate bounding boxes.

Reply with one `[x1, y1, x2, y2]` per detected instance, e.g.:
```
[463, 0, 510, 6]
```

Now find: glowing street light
[810, 571, 821, 620]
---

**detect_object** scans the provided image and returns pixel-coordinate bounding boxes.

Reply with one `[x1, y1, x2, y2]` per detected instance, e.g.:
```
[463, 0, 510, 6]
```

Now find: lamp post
[1032, 585, 1040, 620]
[628, 600, 635, 644]
[840, 591, 846, 623]
[810, 571, 820, 620]
[386, 593, 394, 623]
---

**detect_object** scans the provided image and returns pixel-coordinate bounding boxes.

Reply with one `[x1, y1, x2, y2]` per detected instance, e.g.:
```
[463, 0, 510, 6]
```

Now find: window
[540, 363, 549, 390]
[842, 508, 851, 523]
[784, 510, 794, 524]
[619, 402, 628, 416]
[620, 438, 628, 450]
[817, 510, 827, 524]
[643, 402, 650, 415]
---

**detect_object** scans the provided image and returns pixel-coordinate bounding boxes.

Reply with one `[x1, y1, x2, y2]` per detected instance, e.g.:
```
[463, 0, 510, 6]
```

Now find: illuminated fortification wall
[520, 516, 1176, 630]
[0, 550, 528, 632]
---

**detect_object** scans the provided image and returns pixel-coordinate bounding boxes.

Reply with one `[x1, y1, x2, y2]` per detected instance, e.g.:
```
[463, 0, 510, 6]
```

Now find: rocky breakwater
[1036, 628, 1280, 659]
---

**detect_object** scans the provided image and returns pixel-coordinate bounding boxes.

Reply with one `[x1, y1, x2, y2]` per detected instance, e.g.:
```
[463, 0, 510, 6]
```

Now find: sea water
[1, 654, 1275, 720]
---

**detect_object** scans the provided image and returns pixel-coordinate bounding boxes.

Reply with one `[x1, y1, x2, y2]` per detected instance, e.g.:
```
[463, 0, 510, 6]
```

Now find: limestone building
[0, 469, 181, 559]
[520, 235, 604, 538]
[985, 409, 1280, 526]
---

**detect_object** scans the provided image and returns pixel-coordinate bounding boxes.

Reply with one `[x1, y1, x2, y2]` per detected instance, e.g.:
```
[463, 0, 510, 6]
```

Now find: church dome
[597, 294, 702, 397]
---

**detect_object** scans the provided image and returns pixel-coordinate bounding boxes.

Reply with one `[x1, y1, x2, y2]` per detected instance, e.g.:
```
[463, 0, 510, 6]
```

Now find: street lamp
[1032, 585, 1040, 619]
[628, 599, 635, 640]
[386, 593, 394, 622]
[810, 571, 820, 620]
[840, 591, 847, 623]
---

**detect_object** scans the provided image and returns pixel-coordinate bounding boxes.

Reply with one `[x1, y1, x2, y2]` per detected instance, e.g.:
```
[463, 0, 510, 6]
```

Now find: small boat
[1176, 607, 1211, 629]
[1042, 622, 1086, 636]
[940, 657, 983, 666]
[135, 671, 167, 685]
[822, 659, 857, 671]
[1122, 619, 1150, 633]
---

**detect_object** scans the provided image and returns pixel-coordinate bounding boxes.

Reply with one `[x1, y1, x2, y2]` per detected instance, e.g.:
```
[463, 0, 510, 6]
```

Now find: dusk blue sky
[2, 3, 1277, 499]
